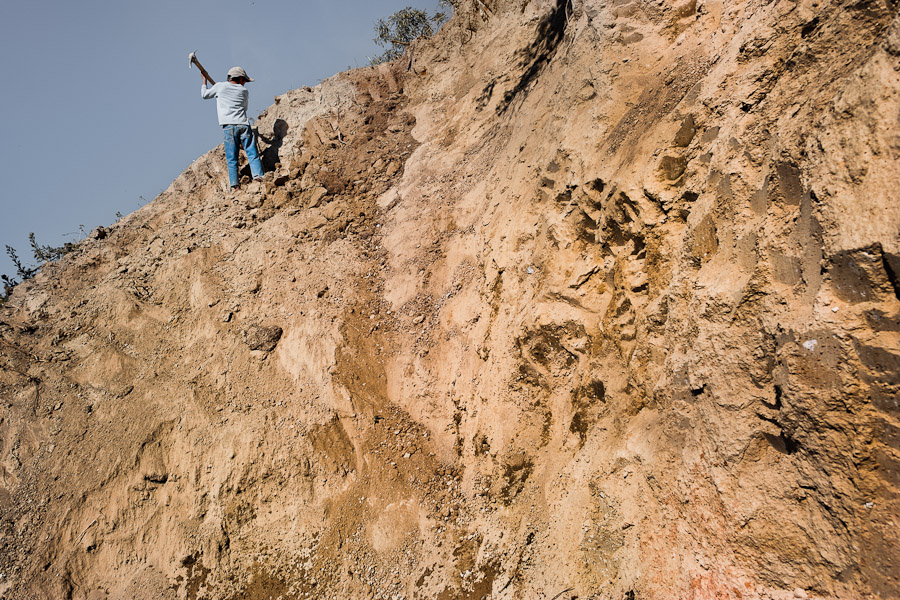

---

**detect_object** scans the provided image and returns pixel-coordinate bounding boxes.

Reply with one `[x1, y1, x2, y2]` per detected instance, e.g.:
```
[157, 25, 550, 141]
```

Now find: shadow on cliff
[260, 118, 290, 171]
[495, 0, 573, 115]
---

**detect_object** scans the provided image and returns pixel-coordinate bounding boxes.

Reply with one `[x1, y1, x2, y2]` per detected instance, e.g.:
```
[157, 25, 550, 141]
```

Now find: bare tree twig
[550, 589, 574, 600]
[74, 519, 97, 548]
[474, 0, 494, 17]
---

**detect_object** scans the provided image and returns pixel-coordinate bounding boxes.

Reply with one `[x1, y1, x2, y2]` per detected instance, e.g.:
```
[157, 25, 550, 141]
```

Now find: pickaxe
[189, 52, 215, 84]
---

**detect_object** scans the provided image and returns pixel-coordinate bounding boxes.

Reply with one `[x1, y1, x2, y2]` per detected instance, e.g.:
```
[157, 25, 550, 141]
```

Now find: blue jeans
[223, 124, 263, 187]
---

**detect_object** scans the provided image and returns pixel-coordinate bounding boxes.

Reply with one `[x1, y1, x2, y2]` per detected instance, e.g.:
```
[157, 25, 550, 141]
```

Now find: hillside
[1, 0, 899, 599]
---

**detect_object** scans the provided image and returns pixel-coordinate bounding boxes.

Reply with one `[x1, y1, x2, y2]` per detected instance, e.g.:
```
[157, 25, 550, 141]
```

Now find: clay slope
[1, 0, 899, 598]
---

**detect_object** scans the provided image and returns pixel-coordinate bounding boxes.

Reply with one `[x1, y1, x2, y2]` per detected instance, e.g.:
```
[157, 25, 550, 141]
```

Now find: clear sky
[0, 0, 443, 283]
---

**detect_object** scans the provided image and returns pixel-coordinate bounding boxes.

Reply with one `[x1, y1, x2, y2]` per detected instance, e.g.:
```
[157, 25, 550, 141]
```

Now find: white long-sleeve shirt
[201, 82, 251, 125]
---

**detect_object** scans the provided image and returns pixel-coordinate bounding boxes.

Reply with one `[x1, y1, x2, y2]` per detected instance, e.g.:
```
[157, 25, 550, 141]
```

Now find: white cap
[227, 66, 254, 82]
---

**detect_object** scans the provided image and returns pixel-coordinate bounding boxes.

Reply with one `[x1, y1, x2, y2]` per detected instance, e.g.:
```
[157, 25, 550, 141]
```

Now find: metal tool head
[188, 51, 197, 68]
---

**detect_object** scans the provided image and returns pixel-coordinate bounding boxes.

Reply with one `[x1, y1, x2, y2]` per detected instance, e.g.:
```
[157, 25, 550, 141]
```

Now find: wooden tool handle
[192, 57, 215, 85]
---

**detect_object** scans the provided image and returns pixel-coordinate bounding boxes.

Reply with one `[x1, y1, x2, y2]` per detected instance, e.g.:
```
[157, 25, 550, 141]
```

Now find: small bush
[370, 1, 457, 65]
[29, 232, 78, 263]
[2, 245, 38, 301]
[1, 233, 80, 303]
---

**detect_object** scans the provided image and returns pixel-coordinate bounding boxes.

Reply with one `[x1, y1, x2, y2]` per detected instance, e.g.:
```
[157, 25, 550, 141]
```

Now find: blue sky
[0, 0, 443, 282]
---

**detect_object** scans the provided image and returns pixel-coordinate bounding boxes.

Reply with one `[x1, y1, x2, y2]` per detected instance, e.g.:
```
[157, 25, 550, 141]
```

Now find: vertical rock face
[1, 1, 898, 599]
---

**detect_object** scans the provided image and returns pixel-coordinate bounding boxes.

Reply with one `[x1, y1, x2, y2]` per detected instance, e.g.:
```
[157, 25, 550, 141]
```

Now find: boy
[201, 67, 264, 190]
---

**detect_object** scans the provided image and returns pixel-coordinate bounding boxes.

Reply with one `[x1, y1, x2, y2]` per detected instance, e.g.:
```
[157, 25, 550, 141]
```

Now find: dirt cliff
[1, 0, 899, 598]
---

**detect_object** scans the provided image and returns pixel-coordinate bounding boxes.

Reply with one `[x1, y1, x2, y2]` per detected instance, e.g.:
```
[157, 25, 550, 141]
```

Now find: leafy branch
[369, 1, 457, 65]
[1, 232, 82, 304]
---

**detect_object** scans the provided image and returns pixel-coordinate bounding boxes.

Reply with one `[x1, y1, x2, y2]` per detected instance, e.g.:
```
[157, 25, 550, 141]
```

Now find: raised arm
[201, 78, 218, 99]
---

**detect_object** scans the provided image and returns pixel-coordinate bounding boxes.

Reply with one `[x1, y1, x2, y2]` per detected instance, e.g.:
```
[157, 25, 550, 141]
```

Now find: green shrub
[1, 233, 80, 303]
[370, 1, 456, 65]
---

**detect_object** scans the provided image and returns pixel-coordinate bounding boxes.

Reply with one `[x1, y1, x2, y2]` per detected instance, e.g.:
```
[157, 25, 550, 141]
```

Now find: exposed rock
[244, 193, 264, 210]
[1, 1, 898, 599]
[658, 155, 687, 180]
[673, 114, 696, 147]
[301, 185, 328, 208]
[269, 188, 291, 209]
[242, 324, 283, 352]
